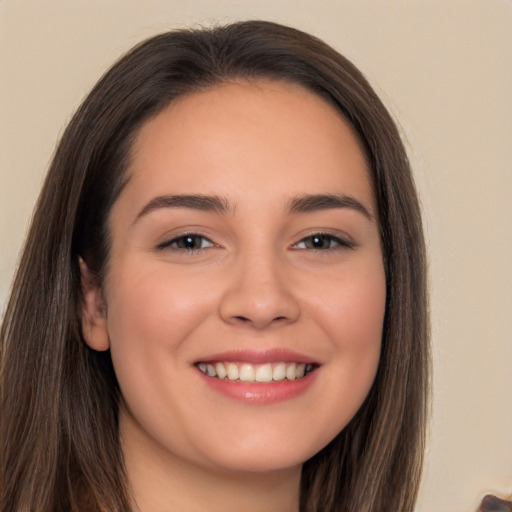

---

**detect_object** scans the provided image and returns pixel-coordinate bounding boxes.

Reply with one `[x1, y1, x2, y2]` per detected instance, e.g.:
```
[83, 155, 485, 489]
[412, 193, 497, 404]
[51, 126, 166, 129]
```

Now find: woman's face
[82, 80, 386, 474]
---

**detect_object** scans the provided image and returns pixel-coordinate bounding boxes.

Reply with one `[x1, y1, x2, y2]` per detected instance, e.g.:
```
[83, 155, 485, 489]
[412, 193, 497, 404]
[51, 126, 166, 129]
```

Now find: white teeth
[226, 362, 239, 380]
[215, 362, 227, 379]
[273, 362, 286, 381]
[198, 361, 315, 381]
[286, 362, 297, 380]
[206, 364, 216, 377]
[239, 364, 255, 382]
[255, 363, 273, 382]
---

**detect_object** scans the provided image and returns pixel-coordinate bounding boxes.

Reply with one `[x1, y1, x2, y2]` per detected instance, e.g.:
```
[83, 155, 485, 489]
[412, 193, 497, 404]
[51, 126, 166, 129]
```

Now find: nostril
[232, 314, 287, 324]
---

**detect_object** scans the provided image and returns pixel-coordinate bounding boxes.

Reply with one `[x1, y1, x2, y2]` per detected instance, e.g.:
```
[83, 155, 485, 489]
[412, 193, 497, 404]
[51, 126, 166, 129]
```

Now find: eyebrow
[134, 194, 232, 222]
[288, 193, 373, 219]
[133, 192, 373, 224]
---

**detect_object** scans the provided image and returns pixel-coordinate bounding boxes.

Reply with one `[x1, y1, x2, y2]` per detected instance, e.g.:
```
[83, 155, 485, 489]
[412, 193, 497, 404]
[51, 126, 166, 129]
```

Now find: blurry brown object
[478, 494, 512, 512]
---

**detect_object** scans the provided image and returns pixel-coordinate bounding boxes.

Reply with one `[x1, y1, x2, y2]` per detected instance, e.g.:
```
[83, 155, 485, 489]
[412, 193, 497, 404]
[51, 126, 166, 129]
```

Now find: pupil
[313, 235, 325, 248]
[184, 236, 198, 249]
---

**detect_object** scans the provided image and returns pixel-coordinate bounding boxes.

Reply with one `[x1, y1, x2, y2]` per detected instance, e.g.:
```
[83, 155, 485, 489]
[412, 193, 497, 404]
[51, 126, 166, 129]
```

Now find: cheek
[106, 264, 215, 348]
[309, 255, 386, 349]
[103, 265, 217, 400]
[102, 265, 221, 449]
[308, 259, 386, 413]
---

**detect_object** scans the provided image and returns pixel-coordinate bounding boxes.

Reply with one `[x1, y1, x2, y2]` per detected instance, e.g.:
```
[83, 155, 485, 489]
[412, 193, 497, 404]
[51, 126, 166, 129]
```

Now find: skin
[81, 80, 386, 512]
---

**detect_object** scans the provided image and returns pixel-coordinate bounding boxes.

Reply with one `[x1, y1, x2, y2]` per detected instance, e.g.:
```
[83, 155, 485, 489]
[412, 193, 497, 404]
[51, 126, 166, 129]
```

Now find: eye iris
[179, 235, 201, 249]
[309, 235, 329, 249]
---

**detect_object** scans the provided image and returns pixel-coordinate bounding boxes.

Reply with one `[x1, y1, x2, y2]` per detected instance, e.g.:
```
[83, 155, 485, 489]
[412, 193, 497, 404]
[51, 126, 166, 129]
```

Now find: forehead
[122, 80, 374, 212]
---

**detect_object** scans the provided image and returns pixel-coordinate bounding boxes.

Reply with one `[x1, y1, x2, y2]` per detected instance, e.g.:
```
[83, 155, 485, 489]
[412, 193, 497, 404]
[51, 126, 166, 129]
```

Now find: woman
[0, 21, 429, 512]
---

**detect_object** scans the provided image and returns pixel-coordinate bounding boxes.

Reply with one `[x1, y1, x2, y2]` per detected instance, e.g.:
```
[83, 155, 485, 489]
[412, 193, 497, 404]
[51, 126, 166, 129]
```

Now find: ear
[79, 257, 110, 351]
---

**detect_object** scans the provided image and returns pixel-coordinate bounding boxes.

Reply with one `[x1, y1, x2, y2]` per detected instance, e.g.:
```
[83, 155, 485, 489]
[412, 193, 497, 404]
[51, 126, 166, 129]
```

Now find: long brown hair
[1, 21, 429, 512]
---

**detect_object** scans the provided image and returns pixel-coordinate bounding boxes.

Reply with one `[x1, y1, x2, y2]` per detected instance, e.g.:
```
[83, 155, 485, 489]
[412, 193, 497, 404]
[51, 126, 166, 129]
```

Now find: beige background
[1, 1, 511, 511]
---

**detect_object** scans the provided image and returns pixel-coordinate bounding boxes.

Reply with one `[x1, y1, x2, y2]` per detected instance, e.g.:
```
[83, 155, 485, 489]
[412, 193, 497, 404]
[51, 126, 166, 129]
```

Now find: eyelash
[157, 232, 354, 253]
[292, 233, 355, 251]
[156, 234, 214, 252]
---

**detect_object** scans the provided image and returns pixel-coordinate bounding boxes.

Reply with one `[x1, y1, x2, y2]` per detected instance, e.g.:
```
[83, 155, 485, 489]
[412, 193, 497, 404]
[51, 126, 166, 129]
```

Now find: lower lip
[197, 369, 319, 404]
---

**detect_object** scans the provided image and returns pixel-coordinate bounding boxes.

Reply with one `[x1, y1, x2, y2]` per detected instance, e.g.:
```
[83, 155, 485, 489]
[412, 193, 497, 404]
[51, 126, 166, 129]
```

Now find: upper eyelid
[293, 229, 354, 244]
[292, 233, 354, 249]
[154, 229, 354, 249]
[156, 233, 214, 250]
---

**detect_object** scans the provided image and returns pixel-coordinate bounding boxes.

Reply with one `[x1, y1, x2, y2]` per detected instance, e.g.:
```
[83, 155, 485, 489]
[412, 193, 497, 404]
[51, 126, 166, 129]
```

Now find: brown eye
[158, 234, 214, 251]
[294, 234, 353, 250]
[304, 235, 334, 249]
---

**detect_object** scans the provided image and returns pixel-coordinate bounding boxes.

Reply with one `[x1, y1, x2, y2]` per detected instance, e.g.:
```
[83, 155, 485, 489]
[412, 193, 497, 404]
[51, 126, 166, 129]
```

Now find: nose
[219, 251, 300, 329]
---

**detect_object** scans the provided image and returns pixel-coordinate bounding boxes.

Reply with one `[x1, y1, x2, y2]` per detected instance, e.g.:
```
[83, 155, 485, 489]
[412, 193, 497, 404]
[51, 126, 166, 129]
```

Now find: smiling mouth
[196, 361, 317, 382]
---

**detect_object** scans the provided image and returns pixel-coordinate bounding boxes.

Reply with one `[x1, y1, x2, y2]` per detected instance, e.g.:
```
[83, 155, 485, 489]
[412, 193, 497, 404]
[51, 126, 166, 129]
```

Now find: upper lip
[194, 348, 320, 365]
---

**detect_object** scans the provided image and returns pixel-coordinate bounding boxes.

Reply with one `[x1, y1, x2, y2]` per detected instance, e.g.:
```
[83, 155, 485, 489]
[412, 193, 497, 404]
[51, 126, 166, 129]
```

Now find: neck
[120, 409, 301, 512]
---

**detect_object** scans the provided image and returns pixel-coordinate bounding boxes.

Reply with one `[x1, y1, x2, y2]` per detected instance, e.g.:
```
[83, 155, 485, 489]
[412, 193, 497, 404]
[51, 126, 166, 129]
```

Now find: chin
[193, 426, 340, 475]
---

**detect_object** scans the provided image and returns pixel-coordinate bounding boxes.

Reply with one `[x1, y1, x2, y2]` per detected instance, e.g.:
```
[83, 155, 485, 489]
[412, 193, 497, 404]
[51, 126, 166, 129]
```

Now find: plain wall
[1, 1, 511, 511]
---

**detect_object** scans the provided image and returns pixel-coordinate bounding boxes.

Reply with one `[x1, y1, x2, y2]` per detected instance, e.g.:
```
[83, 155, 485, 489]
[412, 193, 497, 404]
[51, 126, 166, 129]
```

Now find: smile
[196, 361, 316, 382]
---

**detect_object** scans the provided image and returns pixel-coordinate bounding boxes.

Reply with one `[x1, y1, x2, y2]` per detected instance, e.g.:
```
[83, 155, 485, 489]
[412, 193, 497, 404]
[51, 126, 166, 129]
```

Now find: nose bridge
[219, 242, 300, 328]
